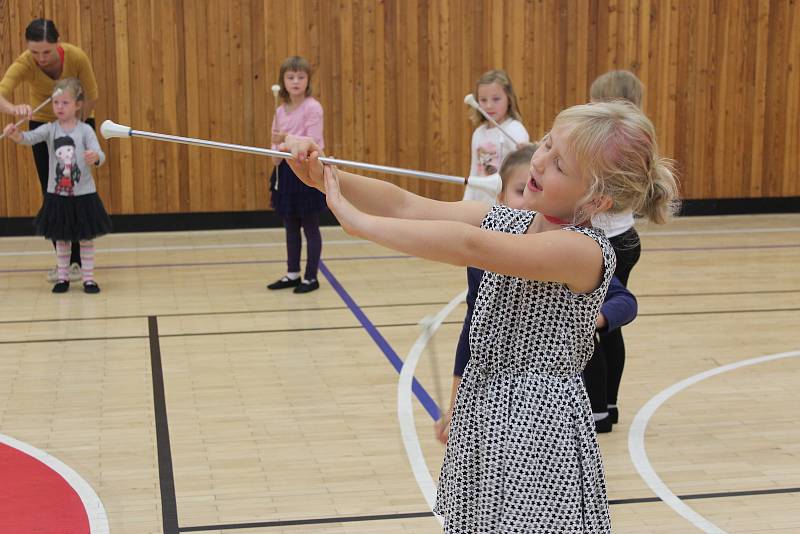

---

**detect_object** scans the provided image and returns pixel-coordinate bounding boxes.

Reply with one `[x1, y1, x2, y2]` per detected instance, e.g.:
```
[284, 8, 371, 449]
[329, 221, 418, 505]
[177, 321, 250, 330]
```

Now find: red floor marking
[0, 443, 90, 534]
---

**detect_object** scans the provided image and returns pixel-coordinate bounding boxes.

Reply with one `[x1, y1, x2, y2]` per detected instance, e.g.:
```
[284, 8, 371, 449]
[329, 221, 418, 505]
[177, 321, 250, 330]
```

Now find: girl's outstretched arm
[283, 136, 490, 227]
[324, 167, 606, 293]
[2, 123, 23, 142]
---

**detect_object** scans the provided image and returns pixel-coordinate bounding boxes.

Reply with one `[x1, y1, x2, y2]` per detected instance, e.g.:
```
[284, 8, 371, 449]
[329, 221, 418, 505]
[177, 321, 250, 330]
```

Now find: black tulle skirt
[34, 192, 112, 241]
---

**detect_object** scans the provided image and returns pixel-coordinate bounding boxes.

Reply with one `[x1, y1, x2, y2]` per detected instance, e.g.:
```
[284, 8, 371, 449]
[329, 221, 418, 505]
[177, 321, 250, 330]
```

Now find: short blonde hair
[53, 78, 85, 102]
[590, 70, 644, 108]
[469, 69, 523, 126]
[553, 101, 679, 224]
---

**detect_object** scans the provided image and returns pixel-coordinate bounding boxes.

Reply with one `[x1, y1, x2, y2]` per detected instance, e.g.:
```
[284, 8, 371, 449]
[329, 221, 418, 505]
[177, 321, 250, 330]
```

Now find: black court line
[0, 324, 383, 345]
[637, 307, 800, 317]
[177, 486, 800, 531]
[149, 316, 180, 534]
[5, 306, 800, 345]
[4, 287, 799, 326]
[0, 334, 150, 345]
[0, 253, 411, 277]
[0, 300, 456, 325]
[608, 485, 800, 505]
[637, 288, 800, 298]
[0, 320, 457, 345]
[179, 511, 434, 531]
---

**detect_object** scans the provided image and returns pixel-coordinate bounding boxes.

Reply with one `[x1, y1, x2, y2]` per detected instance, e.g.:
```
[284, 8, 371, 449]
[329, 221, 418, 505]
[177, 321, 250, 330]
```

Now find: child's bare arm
[325, 167, 605, 292]
[284, 136, 491, 227]
[2, 123, 23, 142]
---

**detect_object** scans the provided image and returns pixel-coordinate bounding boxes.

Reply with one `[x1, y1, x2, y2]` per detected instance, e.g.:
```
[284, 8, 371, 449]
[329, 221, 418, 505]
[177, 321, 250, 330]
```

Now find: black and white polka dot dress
[435, 205, 615, 533]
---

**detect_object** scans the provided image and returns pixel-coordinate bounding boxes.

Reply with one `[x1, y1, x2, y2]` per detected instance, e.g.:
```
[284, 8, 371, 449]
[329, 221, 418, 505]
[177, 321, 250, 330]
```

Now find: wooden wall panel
[1, 0, 798, 218]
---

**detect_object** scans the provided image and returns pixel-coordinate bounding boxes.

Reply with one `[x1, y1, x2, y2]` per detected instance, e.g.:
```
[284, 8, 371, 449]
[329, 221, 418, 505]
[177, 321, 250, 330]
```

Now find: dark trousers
[30, 118, 96, 266]
[584, 227, 641, 414]
[598, 228, 641, 405]
[283, 213, 322, 281]
[584, 336, 607, 413]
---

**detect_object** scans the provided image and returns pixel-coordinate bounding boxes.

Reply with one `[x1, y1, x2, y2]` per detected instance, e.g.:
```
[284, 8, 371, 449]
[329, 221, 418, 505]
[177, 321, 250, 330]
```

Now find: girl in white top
[589, 70, 645, 246]
[587, 70, 646, 429]
[464, 70, 529, 203]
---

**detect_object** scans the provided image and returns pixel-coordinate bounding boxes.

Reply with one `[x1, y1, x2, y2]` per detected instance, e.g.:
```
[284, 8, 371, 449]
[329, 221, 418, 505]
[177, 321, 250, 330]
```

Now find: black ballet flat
[83, 281, 101, 294]
[293, 279, 320, 294]
[267, 276, 302, 290]
[594, 415, 614, 434]
[52, 280, 70, 293]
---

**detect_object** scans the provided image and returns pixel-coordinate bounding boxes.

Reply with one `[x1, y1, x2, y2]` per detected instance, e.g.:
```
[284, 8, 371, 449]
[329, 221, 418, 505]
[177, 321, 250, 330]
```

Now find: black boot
[594, 414, 613, 434]
[608, 406, 619, 424]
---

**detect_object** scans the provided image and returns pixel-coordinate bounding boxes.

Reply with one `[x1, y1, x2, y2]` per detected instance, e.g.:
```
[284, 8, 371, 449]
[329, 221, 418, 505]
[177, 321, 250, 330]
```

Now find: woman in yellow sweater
[0, 18, 100, 280]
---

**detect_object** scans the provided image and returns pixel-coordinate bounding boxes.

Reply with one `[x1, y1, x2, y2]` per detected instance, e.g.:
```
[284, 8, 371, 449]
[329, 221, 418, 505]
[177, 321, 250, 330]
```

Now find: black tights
[585, 228, 641, 412]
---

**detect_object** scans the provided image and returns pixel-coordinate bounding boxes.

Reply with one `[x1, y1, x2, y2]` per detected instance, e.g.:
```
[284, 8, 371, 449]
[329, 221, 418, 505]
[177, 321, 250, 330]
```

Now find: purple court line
[318, 260, 441, 421]
[0, 254, 411, 275]
[1, 242, 798, 275]
[2, 241, 797, 277]
[646, 243, 800, 253]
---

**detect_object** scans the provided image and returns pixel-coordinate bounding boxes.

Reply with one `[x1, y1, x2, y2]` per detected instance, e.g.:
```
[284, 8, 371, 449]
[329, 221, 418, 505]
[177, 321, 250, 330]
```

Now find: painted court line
[0, 238, 368, 257]
[397, 290, 466, 521]
[0, 253, 410, 274]
[0, 433, 109, 534]
[318, 261, 440, 420]
[628, 349, 800, 534]
[3, 243, 799, 277]
[638, 226, 800, 237]
[2, 222, 798, 257]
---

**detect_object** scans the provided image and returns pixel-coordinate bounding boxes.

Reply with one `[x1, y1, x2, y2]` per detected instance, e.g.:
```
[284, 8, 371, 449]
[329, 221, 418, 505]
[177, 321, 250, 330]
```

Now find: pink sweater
[271, 97, 325, 150]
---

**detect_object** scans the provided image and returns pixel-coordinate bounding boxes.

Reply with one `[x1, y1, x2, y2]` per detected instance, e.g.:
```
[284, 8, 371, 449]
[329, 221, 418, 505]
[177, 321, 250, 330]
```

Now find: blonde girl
[463, 69, 530, 202]
[3, 77, 110, 294]
[282, 100, 677, 531]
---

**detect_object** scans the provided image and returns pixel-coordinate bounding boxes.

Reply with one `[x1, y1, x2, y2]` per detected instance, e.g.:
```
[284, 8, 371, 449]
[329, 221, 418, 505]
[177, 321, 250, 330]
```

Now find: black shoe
[594, 415, 613, 434]
[52, 280, 70, 293]
[83, 281, 101, 294]
[293, 279, 320, 294]
[267, 276, 301, 290]
[608, 406, 619, 424]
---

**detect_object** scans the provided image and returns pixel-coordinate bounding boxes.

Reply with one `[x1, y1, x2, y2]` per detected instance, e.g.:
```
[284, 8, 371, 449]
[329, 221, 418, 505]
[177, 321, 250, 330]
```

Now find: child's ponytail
[554, 101, 681, 225]
[636, 156, 680, 224]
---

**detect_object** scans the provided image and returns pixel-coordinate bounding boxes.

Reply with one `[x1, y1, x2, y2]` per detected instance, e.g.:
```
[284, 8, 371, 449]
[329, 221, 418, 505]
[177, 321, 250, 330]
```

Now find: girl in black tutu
[3, 77, 110, 293]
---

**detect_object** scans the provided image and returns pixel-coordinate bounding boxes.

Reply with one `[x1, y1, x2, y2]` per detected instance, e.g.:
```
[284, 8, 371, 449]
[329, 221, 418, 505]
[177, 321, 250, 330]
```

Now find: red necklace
[543, 214, 573, 226]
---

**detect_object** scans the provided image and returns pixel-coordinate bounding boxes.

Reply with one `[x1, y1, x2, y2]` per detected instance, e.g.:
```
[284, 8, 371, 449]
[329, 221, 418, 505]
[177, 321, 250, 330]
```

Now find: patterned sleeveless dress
[434, 205, 616, 532]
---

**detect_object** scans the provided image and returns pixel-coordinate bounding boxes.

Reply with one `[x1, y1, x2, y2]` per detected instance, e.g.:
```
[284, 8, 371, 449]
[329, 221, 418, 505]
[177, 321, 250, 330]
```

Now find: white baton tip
[100, 120, 132, 139]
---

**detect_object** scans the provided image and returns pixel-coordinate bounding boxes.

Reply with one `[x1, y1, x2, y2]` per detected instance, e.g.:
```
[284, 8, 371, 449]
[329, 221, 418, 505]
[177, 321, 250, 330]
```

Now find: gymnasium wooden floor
[1, 213, 798, 533]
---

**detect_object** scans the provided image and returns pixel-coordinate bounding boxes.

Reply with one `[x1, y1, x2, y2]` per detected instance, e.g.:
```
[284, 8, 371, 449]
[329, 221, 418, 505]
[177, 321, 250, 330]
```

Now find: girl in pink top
[267, 56, 326, 294]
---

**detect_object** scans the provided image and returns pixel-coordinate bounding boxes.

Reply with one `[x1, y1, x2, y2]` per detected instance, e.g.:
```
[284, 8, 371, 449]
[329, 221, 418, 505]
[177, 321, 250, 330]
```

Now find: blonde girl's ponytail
[636, 155, 680, 224]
